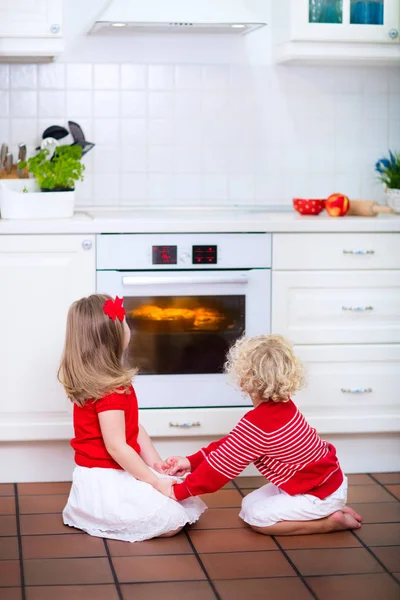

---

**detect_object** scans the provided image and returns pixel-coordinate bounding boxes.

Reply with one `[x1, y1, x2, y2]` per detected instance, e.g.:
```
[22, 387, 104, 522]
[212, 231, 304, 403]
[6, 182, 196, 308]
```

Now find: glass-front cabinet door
[292, 0, 399, 43]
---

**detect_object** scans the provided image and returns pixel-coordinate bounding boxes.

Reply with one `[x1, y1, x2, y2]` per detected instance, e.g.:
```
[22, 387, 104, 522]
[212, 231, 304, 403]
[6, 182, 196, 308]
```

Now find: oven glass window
[125, 295, 245, 375]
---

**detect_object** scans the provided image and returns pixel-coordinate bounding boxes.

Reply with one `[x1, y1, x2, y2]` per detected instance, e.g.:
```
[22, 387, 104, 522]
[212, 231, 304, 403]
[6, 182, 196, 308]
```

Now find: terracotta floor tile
[0, 497, 15, 515]
[306, 573, 400, 600]
[371, 473, 400, 485]
[189, 528, 276, 553]
[394, 572, 400, 582]
[0, 485, 14, 497]
[276, 531, 361, 550]
[287, 548, 384, 576]
[189, 508, 246, 530]
[22, 533, 106, 559]
[356, 523, 400, 546]
[25, 585, 120, 600]
[0, 560, 21, 586]
[18, 494, 68, 515]
[20, 514, 80, 535]
[113, 554, 206, 583]
[108, 533, 193, 556]
[200, 551, 295, 579]
[0, 588, 22, 600]
[349, 502, 400, 524]
[215, 577, 314, 600]
[385, 485, 400, 500]
[235, 477, 265, 489]
[17, 482, 71, 496]
[200, 490, 243, 508]
[371, 545, 400, 572]
[0, 536, 19, 560]
[347, 485, 396, 503]
[347, 474, 376, 485]
[0, 516, 17, 537]
[121, 581, 216, 600]
[24, 557, 113, 585]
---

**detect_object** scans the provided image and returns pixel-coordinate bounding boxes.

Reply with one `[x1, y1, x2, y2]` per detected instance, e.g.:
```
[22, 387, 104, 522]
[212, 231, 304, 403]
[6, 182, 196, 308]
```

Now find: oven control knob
[179, 252, 191, 263]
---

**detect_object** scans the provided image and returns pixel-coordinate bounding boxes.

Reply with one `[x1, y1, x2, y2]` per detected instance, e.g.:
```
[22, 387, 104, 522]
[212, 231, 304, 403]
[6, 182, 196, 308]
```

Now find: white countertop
[0, 207, 399, 234]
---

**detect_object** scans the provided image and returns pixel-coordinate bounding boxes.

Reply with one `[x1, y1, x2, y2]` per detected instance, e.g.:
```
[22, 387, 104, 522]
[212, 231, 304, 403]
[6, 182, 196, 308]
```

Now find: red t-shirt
[71, 385, 140, 469]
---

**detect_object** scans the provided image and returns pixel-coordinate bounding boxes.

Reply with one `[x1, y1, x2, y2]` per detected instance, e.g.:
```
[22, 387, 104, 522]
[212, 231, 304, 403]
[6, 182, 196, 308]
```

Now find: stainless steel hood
[89, 0, 266, 35]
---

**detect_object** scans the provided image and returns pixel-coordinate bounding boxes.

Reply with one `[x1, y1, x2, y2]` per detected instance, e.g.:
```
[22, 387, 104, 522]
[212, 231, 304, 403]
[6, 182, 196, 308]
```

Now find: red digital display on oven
[152, 246, 177, 265]
[193, 245, 217, 264]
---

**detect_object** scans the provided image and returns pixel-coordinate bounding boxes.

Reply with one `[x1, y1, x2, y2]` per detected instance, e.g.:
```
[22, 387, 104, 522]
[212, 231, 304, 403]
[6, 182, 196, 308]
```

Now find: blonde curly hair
[225, 334, 305, 403]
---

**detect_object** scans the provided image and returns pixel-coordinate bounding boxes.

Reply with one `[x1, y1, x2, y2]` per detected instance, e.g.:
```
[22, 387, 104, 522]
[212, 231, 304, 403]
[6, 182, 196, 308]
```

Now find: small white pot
[386, 188, 400, 214]
[0, 179, 75, 220]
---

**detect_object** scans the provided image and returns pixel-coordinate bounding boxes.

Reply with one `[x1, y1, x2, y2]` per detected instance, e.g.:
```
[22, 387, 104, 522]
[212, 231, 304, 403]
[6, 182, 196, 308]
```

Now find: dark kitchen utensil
[17, 144, 27, 178]
[36, 125, 70, 150]
[0, 143, 8, 167]
[68, 121, 95, 156]
[4, 153, 13, 175]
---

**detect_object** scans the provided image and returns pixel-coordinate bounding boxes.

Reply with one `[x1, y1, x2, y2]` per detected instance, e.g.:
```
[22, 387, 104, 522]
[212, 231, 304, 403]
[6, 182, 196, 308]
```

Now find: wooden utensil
[347, 199, 394, 217]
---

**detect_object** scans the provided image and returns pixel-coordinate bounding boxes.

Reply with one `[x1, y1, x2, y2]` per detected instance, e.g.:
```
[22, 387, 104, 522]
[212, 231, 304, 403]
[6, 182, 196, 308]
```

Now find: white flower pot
[0, 179, 75, 220]
[386, 188, 400, 214]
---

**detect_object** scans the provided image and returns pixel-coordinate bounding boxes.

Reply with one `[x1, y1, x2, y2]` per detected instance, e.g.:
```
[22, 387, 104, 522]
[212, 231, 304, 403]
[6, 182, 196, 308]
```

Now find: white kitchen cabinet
[272, 270, 400, 345]
[273, 0, 400, 64]
[295, 344, 400, 432]
[0, 0, 63, 62]
[0, 235, 95, 441]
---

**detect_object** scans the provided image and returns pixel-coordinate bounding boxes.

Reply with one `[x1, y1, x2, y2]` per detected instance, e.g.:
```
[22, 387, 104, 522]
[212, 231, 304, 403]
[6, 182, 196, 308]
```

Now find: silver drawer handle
[342, 306, 374, 312]
[341, 388, 373, 394]
[343, 250, 375, 255]
[169, 421, 201, 429]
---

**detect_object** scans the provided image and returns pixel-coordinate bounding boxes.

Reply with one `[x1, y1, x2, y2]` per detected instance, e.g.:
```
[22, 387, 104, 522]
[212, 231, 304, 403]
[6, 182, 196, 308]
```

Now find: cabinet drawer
[273, 233, 400, 270]
[272, 270, 400, 344]
[294, 345, 400, 433]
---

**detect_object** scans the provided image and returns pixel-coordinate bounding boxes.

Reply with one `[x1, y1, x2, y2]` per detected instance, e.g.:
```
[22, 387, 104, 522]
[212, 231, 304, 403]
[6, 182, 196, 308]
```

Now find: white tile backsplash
[1, 54, 398, 208]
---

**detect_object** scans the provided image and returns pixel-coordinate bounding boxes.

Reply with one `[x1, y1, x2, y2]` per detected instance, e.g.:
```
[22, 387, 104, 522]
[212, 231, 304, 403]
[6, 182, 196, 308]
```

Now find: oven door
[97, 269, 270, 409]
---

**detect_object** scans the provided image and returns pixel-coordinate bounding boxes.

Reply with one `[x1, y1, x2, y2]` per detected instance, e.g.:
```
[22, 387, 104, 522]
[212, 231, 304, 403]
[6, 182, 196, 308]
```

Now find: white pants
[239, 477, 348, 528]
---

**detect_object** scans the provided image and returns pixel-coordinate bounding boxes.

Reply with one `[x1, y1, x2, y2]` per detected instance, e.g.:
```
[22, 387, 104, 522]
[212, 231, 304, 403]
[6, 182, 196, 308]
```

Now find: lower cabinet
[0, 235, 95, 440]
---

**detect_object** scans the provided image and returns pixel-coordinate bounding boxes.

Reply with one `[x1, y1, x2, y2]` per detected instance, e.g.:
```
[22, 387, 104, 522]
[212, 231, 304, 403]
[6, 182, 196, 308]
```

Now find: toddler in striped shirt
[159, 335, 362, 536]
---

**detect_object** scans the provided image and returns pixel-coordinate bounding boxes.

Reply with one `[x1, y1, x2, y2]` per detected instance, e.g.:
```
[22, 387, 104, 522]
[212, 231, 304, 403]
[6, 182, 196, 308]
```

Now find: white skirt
[63, 466, 207, 542]
[239, 477, 348, 528]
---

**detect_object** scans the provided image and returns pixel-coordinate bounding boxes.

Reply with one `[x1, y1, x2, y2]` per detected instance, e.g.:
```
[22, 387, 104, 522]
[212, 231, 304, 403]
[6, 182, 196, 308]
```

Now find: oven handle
[122, 274, 249, 286]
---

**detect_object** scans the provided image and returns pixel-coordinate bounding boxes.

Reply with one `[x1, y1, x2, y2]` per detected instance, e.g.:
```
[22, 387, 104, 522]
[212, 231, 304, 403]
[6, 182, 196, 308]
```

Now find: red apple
[326, 193, 350, 217]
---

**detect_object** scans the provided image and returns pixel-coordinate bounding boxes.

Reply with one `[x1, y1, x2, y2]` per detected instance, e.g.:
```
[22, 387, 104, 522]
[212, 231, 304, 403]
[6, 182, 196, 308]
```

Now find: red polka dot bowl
[293, 198, 326, 215]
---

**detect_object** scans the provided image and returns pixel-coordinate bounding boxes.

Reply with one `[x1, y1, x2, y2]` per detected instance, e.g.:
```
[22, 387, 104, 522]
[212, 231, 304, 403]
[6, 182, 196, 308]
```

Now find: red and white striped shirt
[173, 399, 343, 502]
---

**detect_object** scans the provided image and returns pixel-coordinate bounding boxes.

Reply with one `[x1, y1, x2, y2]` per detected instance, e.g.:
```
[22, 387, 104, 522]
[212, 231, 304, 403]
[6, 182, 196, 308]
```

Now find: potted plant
[375, 150, 400, 214]
[0, 145, 85, 220]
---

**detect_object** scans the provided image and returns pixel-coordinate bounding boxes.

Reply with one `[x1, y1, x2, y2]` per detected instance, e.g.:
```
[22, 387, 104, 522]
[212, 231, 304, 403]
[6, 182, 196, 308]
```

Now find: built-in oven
[97, 233, 271, 409]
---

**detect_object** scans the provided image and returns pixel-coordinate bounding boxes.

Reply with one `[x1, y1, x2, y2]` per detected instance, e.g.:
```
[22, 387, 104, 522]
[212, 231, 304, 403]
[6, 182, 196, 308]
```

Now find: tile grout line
[102, 538, 124, 600]
[349, 529, 400, 585]
[13, 484, 26, 600]
[367, 473, 400, 502]
[183, 529, 222, 600]
[233, 480, 320, 600]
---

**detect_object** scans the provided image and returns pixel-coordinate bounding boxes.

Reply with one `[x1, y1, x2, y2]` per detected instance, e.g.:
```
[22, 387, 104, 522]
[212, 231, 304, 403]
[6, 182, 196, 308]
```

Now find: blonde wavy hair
[58, 294, 137, 407]
[225, 334, 305, 403]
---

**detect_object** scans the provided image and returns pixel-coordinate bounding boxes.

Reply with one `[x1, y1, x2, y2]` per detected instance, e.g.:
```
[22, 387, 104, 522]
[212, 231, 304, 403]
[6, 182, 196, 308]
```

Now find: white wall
[0, 0, 399, 208]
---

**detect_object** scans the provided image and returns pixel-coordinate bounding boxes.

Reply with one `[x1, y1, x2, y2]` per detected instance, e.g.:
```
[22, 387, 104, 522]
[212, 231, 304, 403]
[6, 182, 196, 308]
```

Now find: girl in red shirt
[58, 294, 205, 542]
[160, 335, 362, 536]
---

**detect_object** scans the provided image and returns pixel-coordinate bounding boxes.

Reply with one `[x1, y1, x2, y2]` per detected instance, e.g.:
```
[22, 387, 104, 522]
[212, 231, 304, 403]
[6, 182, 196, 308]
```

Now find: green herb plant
[19, 145, 85, 191]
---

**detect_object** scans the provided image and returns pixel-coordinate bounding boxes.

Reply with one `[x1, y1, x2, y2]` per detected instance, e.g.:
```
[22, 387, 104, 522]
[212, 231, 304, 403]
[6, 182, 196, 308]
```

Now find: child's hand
[153, 478, 177, 501]
[163, 456, 191, 477]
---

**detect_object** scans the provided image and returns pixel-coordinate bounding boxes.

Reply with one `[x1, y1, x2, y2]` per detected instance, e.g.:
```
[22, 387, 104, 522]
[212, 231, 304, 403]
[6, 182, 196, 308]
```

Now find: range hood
[89, 0, 266, 35]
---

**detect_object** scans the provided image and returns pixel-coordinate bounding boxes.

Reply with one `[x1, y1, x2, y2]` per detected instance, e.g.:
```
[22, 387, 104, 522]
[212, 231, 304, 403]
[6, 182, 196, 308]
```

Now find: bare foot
[343, 505, 362, 522]
[330, 510, 361, 531]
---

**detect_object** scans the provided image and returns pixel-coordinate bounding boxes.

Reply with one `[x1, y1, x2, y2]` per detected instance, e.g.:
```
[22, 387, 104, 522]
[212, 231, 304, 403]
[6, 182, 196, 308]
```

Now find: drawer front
[273, 233, 400, 270]
[272, 270, 400, 344]
[294, 345, 400, 433]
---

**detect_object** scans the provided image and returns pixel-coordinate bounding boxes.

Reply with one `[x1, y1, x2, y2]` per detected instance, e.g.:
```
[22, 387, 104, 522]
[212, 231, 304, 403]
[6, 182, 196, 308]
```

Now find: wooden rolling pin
[348, 200, 393, 217]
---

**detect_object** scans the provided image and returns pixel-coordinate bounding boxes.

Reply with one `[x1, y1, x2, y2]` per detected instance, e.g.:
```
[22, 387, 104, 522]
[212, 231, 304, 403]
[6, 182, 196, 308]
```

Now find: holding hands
[155, 456, 191, 477]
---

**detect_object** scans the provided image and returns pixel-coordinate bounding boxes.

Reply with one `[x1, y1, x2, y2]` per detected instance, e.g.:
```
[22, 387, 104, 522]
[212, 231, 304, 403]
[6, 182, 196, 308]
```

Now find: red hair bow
[103, 296, 126, 322]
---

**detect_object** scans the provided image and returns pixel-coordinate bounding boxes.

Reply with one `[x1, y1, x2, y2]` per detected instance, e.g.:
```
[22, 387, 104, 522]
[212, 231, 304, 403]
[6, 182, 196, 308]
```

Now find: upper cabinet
[273, 0, 400, 64]
[0, 0, 64, 63]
